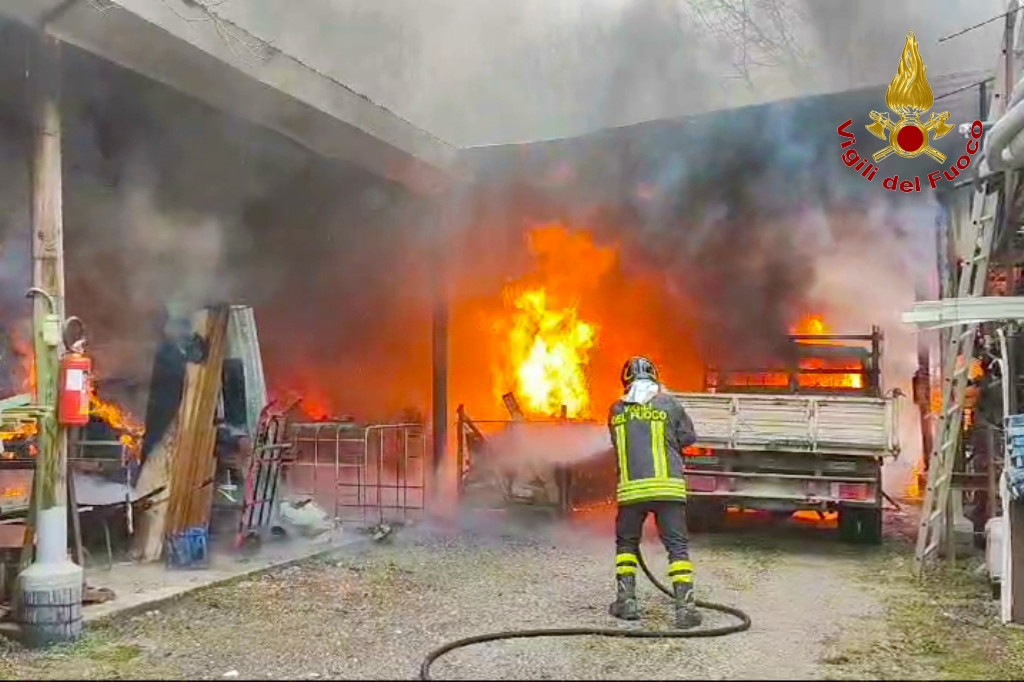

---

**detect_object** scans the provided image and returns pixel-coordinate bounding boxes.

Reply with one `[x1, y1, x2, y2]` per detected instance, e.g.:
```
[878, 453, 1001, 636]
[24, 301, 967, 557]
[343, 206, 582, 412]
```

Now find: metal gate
[284, 421, 427, 526]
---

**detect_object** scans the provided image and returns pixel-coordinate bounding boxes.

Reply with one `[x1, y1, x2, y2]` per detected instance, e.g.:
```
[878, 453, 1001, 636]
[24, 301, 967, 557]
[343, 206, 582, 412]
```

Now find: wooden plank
[131, 419, 178, 562]
[132, 306, 231, 561]
[167, 307, 229, 536]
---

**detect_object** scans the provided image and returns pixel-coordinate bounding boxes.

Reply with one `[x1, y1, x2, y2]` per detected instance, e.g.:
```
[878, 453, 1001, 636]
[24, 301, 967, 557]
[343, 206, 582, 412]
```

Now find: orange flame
[503, 288, 596, 418]
[3, 332, 144, 453]
[1, 332, 38, 445]
[906, 457, 926, 501]
[89, 385, 145, 457]
[0, 422, 37, 444]
[724, 315, 864, 390]
[493, 224, 616, 419]
[8, 330, 35, 395]
[792, 315, 864, 390]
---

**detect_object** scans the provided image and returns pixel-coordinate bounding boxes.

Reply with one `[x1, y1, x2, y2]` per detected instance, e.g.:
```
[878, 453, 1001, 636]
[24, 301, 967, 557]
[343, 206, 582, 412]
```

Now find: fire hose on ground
[418, 546, 752, 680]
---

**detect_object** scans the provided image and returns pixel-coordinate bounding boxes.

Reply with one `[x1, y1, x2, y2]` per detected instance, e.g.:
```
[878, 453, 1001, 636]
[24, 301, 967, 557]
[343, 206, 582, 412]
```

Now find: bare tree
[681, 0, 805, 85]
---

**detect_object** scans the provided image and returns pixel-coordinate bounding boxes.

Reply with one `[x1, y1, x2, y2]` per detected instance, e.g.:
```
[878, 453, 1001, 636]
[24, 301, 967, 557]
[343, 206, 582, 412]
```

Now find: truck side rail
[667, 392, 900, 457]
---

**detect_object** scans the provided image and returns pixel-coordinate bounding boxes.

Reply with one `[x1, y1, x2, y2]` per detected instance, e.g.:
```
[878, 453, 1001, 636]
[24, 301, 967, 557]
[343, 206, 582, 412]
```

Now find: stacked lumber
[166, 307, 229, 539]
[133, 306, 229, 562]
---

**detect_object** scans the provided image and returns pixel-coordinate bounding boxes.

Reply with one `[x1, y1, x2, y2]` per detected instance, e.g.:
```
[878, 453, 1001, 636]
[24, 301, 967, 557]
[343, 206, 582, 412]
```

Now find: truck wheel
[838, 505, 883, 545]
[687, 499, 727, 534]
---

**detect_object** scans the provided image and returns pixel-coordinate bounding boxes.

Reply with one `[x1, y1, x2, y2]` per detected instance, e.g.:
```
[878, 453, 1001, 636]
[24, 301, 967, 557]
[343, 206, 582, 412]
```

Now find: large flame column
[17, 32, 83, 646]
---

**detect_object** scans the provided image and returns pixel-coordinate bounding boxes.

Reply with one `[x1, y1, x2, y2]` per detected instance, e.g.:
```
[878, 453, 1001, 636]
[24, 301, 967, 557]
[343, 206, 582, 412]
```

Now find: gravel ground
[0, 510, 935, 680]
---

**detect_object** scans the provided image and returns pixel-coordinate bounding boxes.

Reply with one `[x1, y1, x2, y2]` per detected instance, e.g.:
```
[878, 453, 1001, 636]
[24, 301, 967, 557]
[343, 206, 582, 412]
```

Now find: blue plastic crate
[165, 526, 210, 569]
[1005, 415, 1024, 502]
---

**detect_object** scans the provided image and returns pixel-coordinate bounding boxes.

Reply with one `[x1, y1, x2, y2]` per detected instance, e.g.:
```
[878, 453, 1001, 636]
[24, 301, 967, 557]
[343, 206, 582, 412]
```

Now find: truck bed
[668, 391, 899, 457]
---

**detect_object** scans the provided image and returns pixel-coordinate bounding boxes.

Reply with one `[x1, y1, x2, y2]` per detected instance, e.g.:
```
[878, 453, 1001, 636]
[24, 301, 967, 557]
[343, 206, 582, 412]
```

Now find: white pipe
[983, 1, 1024, 169]
[996, 329, 1015, 624]
[998, 328, 1012, 417]
[986, 99, 1024, 170]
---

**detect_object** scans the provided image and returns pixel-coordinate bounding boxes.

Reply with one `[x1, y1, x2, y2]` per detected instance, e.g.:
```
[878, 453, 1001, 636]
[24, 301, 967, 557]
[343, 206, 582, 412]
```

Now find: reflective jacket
[608, 390, 697, 505]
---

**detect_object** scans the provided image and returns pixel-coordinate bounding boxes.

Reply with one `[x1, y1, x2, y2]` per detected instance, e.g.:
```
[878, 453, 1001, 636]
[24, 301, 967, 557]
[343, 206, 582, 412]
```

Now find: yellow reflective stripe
[670, 573, 693, 584]
[616, 552, 638, 576]
[617, 479, 688, 496]
[614, 477, 688, 493]
[614, 423, 629, 484]
[620, 477, 688, 488]
[617, 487, 688, 504]
[668, 560, 693, 574]
[651, 420, 666, 479]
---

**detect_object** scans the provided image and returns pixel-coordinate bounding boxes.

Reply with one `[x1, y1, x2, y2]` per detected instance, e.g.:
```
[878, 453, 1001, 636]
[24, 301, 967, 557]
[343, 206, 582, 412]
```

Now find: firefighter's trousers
[613, 500, 693, 585]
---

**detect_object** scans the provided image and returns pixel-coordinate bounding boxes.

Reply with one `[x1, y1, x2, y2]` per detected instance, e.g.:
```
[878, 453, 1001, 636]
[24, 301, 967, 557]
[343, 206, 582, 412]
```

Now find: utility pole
[16, 31, 83, 646]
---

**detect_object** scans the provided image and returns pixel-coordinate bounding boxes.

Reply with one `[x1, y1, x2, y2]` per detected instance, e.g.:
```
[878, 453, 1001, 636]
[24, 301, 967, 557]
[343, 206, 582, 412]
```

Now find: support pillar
[430, 197, 452, 483]
[431, 252, 449, 479]
[17, 31, 83, 646]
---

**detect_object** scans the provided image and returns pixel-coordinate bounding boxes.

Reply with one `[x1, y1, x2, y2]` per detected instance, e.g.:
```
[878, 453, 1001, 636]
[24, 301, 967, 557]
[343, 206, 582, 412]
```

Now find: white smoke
[208, 0, 1003, 146]
[805, 199, 939, 496]
[485, 422, 611, 470]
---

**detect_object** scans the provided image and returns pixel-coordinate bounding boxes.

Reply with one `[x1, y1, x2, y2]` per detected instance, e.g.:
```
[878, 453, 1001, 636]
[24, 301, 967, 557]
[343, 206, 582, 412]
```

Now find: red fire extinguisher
[58, 341, 92, 427]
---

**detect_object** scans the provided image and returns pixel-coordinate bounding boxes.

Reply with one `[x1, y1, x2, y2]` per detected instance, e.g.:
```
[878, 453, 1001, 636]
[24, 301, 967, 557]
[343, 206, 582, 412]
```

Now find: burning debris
[88, 386, 146, 456]
[713, 315, 869, 392]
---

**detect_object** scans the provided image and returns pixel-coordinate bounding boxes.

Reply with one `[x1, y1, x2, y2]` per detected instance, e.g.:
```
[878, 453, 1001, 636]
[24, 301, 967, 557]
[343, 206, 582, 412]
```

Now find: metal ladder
[914, 180, 1001, 573]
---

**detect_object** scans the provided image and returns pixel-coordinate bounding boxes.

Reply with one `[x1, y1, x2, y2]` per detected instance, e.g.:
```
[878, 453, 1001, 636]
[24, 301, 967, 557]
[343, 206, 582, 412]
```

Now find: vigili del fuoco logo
[837, 30, 983, 192]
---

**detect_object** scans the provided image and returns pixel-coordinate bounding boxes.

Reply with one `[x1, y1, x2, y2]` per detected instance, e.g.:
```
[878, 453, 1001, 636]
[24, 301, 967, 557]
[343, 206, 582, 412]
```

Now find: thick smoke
[0, 2, 993, 499]
[461, 81, 970, 370]
[457, 72, 980, 494]
[0, 132, 33, 390]
[0, 137, 31, 321]
[0, 26, 430, 419]
[209, 0, 1001, 145]
[801, 0, 1004, 91]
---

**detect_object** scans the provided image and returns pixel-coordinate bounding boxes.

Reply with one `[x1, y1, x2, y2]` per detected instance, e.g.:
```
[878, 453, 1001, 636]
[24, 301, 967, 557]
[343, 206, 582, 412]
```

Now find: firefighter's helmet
[621, 356, 659, 388]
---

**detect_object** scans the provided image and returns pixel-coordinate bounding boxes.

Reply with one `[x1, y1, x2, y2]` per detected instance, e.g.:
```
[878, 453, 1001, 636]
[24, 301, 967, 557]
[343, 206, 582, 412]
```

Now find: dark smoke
[0, 2, 993, 425]
[0, 21, 432, 418]
[461, 73, 979, 367]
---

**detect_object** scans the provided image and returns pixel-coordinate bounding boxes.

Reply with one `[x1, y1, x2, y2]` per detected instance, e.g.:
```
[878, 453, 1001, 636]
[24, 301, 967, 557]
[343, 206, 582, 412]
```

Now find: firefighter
[608, 356, 701, 629]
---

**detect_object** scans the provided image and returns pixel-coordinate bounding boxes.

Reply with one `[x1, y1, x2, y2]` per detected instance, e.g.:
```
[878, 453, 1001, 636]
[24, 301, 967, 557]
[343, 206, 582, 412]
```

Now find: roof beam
[1, 0, 463, 195]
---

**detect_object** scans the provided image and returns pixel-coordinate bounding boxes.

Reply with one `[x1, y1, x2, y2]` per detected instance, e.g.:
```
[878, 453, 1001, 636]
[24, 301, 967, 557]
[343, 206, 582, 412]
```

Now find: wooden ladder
[914, 180, 1001, 573]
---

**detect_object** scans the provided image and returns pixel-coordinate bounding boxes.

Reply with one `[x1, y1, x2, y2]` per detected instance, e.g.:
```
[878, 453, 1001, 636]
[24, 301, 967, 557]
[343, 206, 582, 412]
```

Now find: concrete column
[430, 201, 449, 479]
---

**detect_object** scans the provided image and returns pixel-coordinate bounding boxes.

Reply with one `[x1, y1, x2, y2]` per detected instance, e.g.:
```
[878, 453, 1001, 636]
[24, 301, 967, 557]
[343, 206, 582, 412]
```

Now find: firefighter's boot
[608, 575, 639, 620]
[674, 582, 702, 629]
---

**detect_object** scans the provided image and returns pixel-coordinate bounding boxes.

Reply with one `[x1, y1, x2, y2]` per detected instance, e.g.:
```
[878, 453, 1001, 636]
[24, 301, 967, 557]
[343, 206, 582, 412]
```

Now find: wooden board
[132, 307, 229, 561]
[131, 419, 178, 562]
